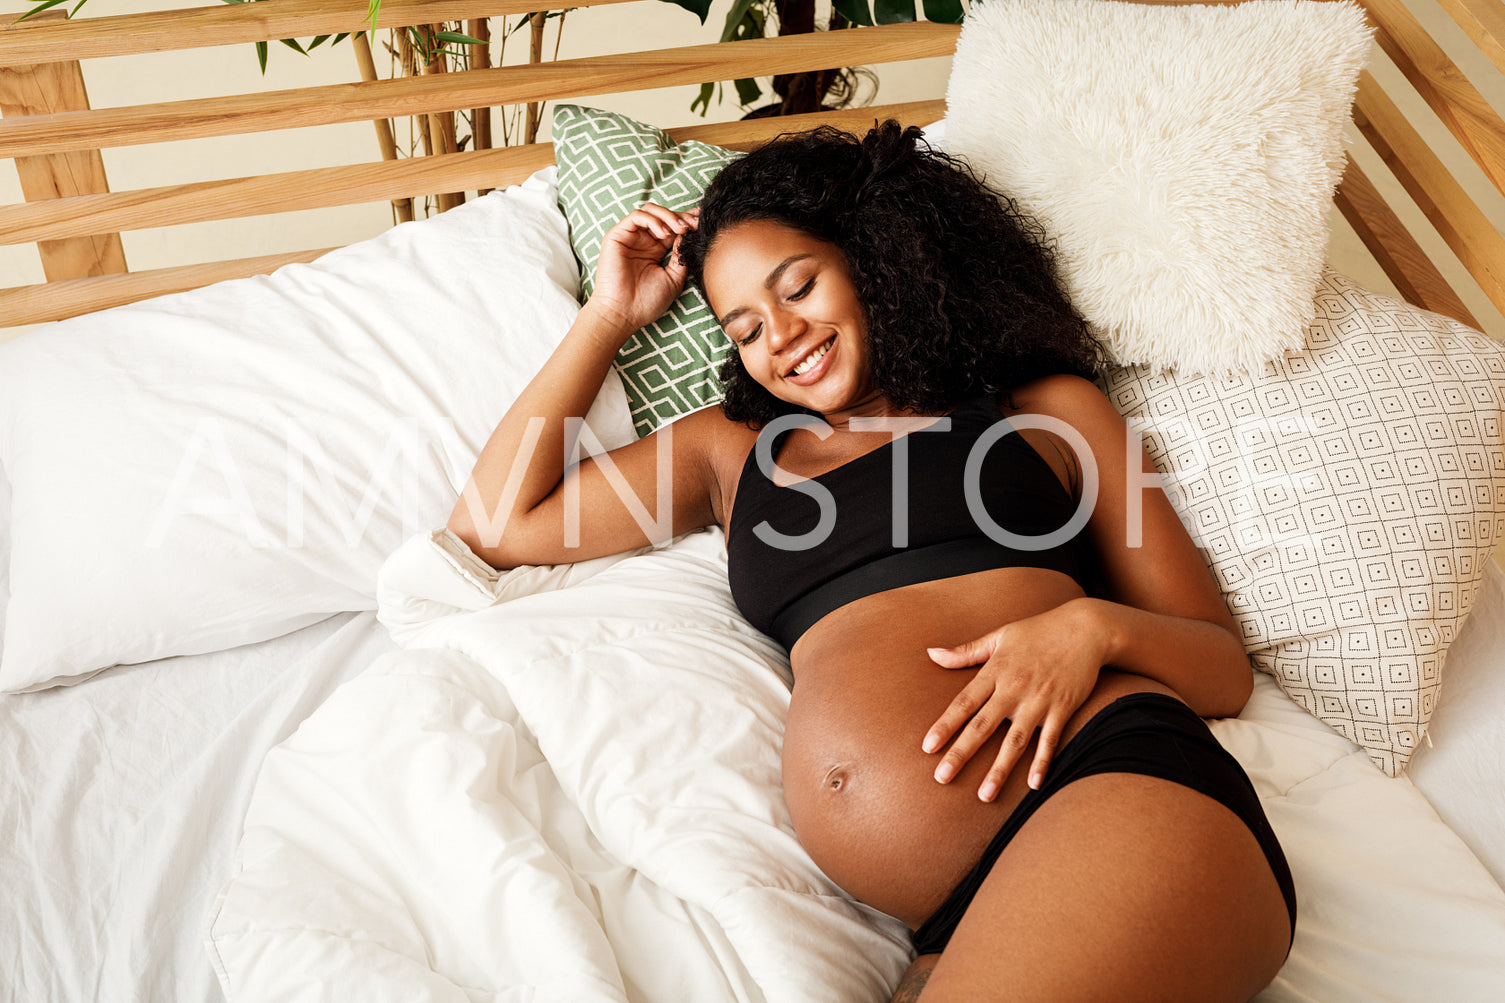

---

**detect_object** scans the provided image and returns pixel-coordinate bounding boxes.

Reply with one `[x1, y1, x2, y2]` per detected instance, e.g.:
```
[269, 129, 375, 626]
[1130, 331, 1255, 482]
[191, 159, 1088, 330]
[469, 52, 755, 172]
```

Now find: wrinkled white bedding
[1407, 560, 1505, 883]
[209, 528, 910, 1002]
[0, 611, 397, 1003]
[208, 528, 1505, 1003]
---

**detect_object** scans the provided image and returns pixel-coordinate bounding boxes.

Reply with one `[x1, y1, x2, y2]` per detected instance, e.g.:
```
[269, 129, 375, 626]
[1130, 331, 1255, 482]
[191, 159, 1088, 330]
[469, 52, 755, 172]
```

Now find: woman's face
[701, 219, 877, 417]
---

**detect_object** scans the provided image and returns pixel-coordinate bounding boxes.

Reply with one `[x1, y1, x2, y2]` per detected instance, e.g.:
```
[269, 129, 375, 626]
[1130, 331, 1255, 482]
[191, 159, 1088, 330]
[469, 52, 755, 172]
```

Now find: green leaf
[717, 0, 755, 42]
[332, 32, 350, 45]
[507, 12, 537, 38]
[660, 0, 713, 25]
[733, 76, 762, 107]
[16, 0, 71, 22]
[307, 34, 330, 49]
[434, 30, 486, 46]
[873, 0, 915, 24]
[256, 39, 268, 74]
[278, 37, 307, 55]
[921, 0, 963, 24]
[831, 0, 873, 27]
[730, 5, 764, 42]
[691, 81, 716, 117]
[366, 0, 381, 28]
[404, 25, 430, 59]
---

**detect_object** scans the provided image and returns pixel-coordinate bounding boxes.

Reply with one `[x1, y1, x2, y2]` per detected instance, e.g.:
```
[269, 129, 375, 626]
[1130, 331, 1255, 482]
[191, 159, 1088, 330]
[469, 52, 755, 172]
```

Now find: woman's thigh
[916, 772, 1292, 1003]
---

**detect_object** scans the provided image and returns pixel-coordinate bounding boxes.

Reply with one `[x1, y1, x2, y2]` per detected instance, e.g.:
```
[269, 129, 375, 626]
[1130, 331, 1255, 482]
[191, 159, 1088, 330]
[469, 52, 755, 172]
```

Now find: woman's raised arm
[447, 204, 723, 569]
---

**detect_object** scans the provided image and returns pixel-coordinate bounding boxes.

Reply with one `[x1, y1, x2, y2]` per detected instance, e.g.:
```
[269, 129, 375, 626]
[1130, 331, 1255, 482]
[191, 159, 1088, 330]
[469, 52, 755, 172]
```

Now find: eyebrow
[717, 253, 814, 328]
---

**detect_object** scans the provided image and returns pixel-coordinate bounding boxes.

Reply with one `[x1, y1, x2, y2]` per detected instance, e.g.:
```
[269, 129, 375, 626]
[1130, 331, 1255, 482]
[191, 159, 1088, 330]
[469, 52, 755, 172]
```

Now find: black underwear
[910, 692, 1297, 956]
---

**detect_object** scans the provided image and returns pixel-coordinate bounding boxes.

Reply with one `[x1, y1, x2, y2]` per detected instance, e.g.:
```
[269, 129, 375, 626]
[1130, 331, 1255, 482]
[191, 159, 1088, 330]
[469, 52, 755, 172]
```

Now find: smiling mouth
[788, 337, 835, 378]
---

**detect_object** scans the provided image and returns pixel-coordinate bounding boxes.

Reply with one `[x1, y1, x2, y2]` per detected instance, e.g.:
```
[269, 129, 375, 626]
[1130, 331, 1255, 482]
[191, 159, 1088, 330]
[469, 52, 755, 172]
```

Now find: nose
[764, 308, 807, 353]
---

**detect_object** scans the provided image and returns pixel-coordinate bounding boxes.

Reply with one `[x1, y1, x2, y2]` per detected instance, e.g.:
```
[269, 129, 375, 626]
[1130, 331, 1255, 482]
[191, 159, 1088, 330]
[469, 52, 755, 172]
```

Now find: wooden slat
[0, 143, 554, 246]
[0, 0, 634, 66]
[0, 21, 958, 159]
[0, 99, 947, 244]
[670, 99, 946, 149]
[0, 0, 1241, 68]
[1335, 154, 1481, 327]
[1358, 0, 1505, 198]
[0, 247, 336, 326]
[0, 10, 125, 281]
[1352, 69, 1505, 317]
[1434, 0, 1505, 78]
[0, 100, 947, 326]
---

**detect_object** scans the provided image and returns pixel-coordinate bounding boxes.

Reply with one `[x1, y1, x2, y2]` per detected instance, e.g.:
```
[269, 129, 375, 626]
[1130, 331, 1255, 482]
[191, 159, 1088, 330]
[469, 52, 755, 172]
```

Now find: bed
[2, 0, 1505, 1000]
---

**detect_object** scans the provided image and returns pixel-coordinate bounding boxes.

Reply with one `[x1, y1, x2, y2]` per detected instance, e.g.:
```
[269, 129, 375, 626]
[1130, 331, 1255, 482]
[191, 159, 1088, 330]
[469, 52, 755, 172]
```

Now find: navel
[822, 762, 853, 794]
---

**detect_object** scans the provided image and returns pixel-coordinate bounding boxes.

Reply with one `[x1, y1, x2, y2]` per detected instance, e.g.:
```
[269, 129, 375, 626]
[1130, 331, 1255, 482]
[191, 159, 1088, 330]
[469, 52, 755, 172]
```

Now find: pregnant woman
[449, 122, 1295, 1002]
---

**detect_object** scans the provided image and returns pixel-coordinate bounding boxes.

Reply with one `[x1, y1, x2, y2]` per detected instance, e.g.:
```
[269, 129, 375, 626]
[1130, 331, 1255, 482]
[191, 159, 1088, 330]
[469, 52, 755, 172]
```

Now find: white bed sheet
[0, 610, 398, 1003]
[1408, 559, 1505, 884]
[0, 469, 11, 654]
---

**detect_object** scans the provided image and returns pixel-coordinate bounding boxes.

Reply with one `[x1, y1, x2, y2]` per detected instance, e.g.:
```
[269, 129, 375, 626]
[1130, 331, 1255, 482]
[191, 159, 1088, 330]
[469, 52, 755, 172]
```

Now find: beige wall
[0, 0, 950, 295]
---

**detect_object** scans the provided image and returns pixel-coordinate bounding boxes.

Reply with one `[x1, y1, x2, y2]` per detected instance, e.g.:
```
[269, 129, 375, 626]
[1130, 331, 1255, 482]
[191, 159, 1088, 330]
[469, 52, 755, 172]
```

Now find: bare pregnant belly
[781, 569, 1173, 929]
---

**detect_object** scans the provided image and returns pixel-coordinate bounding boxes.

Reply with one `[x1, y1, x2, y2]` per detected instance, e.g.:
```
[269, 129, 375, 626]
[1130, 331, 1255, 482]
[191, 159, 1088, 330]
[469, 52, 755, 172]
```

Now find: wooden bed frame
[0, 0, 1501, 332]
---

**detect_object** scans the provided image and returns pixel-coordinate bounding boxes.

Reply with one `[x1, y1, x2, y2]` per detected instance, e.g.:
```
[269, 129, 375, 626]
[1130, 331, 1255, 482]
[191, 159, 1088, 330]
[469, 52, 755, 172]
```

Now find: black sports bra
[725, 394, 1092, 651]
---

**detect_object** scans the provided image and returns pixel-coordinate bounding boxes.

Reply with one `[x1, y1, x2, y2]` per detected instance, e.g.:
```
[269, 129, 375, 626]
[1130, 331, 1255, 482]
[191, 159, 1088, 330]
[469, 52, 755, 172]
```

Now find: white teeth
[792, 338, 833, 376]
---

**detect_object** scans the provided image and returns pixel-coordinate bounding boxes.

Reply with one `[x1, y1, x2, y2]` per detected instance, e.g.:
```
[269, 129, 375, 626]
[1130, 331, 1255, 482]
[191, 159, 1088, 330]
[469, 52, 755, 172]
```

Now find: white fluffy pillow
[0, 170, 634, 692]
[944, 0, 1372, 374]
[1103, 271, 1505, 775]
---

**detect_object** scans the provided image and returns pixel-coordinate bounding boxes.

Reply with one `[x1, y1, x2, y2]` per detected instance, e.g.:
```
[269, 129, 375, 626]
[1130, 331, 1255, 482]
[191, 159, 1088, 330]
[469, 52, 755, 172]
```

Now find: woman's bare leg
[914, 773, 1291, 1002]
[890, 954, 940, 1002]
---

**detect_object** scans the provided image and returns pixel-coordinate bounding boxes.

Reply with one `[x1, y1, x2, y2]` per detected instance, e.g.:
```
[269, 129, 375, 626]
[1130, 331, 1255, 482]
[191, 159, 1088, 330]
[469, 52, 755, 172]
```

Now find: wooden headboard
[0, 0, 1501, 334]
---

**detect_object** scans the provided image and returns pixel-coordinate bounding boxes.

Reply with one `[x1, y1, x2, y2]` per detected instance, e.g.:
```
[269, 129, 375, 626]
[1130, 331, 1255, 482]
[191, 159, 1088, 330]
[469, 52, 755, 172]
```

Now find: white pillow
[944, 0, 1372, 374]
[0, 169, 635, 692]
[1103, 271, 1505, 775]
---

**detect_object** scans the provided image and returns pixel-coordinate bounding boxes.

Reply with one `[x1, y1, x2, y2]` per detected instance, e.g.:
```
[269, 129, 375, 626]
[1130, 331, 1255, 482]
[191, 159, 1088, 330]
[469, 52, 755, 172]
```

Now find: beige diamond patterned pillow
[1101, 271, 1505, 775]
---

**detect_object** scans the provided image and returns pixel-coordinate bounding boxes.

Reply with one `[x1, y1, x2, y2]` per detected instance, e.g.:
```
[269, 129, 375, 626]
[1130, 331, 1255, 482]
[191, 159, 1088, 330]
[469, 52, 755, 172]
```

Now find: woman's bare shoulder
[995, 374, 1121, 463]
[667, 402, 760, 454]
[1001, 373, 1112, 418]
[664, 403, 761, 524]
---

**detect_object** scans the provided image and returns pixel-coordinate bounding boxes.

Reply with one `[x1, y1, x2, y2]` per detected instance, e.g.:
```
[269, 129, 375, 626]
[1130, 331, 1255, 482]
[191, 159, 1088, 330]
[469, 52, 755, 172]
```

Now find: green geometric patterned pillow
[553, 105, 743, 437]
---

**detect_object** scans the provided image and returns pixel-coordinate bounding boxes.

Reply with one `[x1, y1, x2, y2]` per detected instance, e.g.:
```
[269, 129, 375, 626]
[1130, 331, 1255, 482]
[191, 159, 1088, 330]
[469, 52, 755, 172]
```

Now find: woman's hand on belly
[922, 597, 1106, 801]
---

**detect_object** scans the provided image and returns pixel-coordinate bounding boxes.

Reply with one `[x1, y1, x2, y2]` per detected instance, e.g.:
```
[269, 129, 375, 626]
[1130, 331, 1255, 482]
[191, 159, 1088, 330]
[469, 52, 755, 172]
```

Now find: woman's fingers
[930, 695, 1045, 802]
[618, 202, 698, 242]
[922, 683, 976, 755]
[926, 681, 1007, 780]
[1027, 714, 1064, 791]
[926, 631, 997, 669]
[663, 233, 689, 285]
[977, 704, 1043, 801]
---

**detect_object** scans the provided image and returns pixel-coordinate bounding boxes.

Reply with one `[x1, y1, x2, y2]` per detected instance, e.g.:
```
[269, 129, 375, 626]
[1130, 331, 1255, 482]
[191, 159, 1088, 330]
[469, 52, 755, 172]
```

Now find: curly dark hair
[676, 120, 1101, 427]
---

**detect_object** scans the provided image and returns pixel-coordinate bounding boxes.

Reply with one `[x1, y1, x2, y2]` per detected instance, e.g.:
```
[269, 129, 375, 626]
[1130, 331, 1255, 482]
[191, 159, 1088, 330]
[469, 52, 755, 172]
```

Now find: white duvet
[208, 529, 911, 1002]
[209, 529, 1505, 1002]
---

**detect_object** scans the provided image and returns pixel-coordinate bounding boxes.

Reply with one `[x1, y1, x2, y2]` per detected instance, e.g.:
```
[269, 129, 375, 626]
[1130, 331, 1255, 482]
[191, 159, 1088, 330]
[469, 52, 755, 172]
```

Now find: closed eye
[736, 279, 812, 346]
